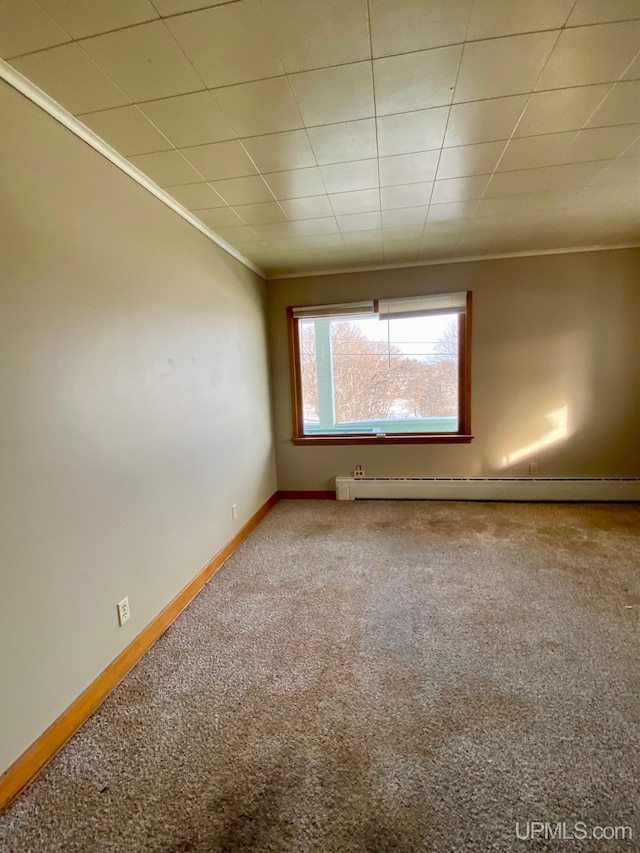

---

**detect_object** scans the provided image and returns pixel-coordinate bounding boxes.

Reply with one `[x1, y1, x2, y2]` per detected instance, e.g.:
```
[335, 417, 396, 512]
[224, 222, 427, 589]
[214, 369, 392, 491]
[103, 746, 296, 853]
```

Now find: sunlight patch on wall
[501, 405, 570, 467]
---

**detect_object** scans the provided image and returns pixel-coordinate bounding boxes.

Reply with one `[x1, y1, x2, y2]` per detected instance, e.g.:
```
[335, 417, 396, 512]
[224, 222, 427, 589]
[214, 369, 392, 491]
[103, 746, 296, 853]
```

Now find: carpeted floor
[1, 500, 639, 853]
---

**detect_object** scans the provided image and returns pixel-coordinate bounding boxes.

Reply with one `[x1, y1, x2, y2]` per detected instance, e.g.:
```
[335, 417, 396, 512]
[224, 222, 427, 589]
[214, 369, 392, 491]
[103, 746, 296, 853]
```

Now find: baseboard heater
[335, 476, 640, 502]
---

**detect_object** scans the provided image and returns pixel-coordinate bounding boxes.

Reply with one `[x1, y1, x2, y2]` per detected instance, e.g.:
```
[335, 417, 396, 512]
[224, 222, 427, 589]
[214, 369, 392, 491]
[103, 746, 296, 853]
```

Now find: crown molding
[266, 243, 640, 280]
[0, 59, 266, 280]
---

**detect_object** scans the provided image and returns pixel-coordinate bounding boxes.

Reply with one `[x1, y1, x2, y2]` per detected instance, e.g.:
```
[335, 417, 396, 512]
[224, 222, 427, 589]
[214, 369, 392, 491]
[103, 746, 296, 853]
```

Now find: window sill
[292, 434, 474, 446]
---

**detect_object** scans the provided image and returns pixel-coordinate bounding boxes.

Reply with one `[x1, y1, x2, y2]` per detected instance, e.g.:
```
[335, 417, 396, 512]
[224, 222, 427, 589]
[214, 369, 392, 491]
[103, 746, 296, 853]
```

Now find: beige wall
[268, 248, 640, 490]
[0, 80, 276, 775]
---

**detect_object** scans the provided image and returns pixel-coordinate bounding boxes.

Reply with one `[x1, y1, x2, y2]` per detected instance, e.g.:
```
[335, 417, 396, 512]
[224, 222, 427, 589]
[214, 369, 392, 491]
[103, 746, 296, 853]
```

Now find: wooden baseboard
[277, 490, 336, 499]
[0, 491, 279, 814]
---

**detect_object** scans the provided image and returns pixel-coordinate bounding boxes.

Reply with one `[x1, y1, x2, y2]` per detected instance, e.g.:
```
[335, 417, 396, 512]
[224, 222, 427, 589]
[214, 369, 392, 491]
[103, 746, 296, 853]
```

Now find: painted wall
[0, 80, 276, 775]
[268, 248, 640, 490]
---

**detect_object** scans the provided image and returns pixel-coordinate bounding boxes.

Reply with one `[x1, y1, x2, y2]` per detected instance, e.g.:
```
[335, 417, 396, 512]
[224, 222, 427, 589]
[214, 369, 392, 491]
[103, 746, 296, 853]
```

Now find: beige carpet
[1, 500, 639, 853]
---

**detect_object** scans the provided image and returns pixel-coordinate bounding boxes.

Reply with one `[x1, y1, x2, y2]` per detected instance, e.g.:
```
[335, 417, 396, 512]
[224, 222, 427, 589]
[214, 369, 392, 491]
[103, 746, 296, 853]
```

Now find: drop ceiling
[1, 0, 639, 278]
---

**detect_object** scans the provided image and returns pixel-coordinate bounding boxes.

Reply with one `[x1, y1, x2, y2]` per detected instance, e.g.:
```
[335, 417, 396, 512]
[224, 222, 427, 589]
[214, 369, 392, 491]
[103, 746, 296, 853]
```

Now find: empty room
[0, 1, 639, 851]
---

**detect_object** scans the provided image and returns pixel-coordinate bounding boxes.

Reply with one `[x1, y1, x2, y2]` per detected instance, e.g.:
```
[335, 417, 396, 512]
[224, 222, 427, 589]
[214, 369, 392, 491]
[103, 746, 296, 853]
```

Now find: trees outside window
[288, 292, 472, 445]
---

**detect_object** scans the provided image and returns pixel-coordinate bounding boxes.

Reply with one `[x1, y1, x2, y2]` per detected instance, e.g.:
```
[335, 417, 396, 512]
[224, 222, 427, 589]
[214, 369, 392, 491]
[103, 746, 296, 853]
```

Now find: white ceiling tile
[165, 1, 283, 89]
[327, 244, 384, 260]
[342, 229, 383, 244]
[319, 241, 383, 258]
[303, 234, 345, 249]
[38, 0, 158, 39]
[167, 182, 226, 210]
[591, 157, 640, 184]
[523, 188, 586, 211]
[515, 85, 612, 137]
[381, 207, 428, 227]
[11, 44, 131, 114]
[380, 183, 434, 208]
[557, 124, 640, 163]
[377, 107, 448, 157]
[453, 231, 525, 253]
[382, 226, 425, 242]
[9, 0, 636, 274]
[128, 150, 202, 186]
[567, 0, 640, 26]
[575, 201, 640, 226]
[81, 21, 202, 102]
[418, 233, 459, 253]
[543, 161, 609, 189]
[466, 0, 573, 40]
[586, 81, 640, 127]
[288, 218, 341, 236]
[266, 246, 321, 268]
[618, 184, 640, 204]
[450, 234, 492, 255]
[196, 207, 245, 229]
[79, 106, 171, 156]
[455, 32, 557, 102]
[263, 167, 326, 199]
[180, 140, 258, 181]
[232, 202, 289, 225]
[319, 160, 379, 193]
[370, 0, 472, 57]
[497, 132, 576, 171]
[379, 151, 439, 187]
[416, 238, 458, 260]
[337, 212, 383, 232]
[0, 0, 69, 59]
[214, 225, 261, 244]
[483, 167, 549, 196]
[307, 120, 377, 165]
[423, 220, 466, 237]
[239, 244, 273, 264]
[383, 243, 420, 262]
[268, 253, 319, 274]
[264, 238, 312, 253]
[427, 201, 478, 221]
[464, 212, 526, 232]
[578, 220, 640, 243]
[240, 131, 316, 173]
[374, 45, 462, 115]
[252, 222, 305, 241]
[211, 175, 276, 205]
[536, 22, 640, 90]
[444, 96, 527, 147]
[139, 91, 234, 148]
[624, 136, 640, 156]
[212, 78, 303, 137]
[152, 0, 230, 15]
[621, 52, 640, 80]
[262, 0, 370, 73]
[473, 196, 527, 217]
[329, 189, 380, 215]
[578, 183, 636, 206]
[279, 196, 335, 218]
[431, 175, 491, 204]
[437, 141, 506, 180]
[289, 63, 375, 126]
[259, 219, 340, 242]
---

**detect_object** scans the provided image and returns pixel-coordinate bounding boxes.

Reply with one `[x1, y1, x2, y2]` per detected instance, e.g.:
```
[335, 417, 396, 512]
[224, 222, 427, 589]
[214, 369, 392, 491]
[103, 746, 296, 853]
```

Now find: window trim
[286, 291, 473, 446]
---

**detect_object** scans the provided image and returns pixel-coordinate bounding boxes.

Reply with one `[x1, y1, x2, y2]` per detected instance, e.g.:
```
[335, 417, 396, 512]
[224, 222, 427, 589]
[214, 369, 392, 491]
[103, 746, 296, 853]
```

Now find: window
[287, 291, 472, 445]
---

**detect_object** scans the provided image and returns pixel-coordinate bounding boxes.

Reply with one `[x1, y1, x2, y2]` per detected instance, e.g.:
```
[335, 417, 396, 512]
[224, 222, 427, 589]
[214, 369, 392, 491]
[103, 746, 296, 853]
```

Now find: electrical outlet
[117, 597, 130, 627]
[529, 462, 539, 476]
[354, 465, 365, 478]
[232, 503, 238, 520]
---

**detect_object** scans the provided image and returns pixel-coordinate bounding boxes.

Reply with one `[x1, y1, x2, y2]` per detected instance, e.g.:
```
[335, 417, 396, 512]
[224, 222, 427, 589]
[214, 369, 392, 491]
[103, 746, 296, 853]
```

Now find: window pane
[299, 313, 459, 435]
